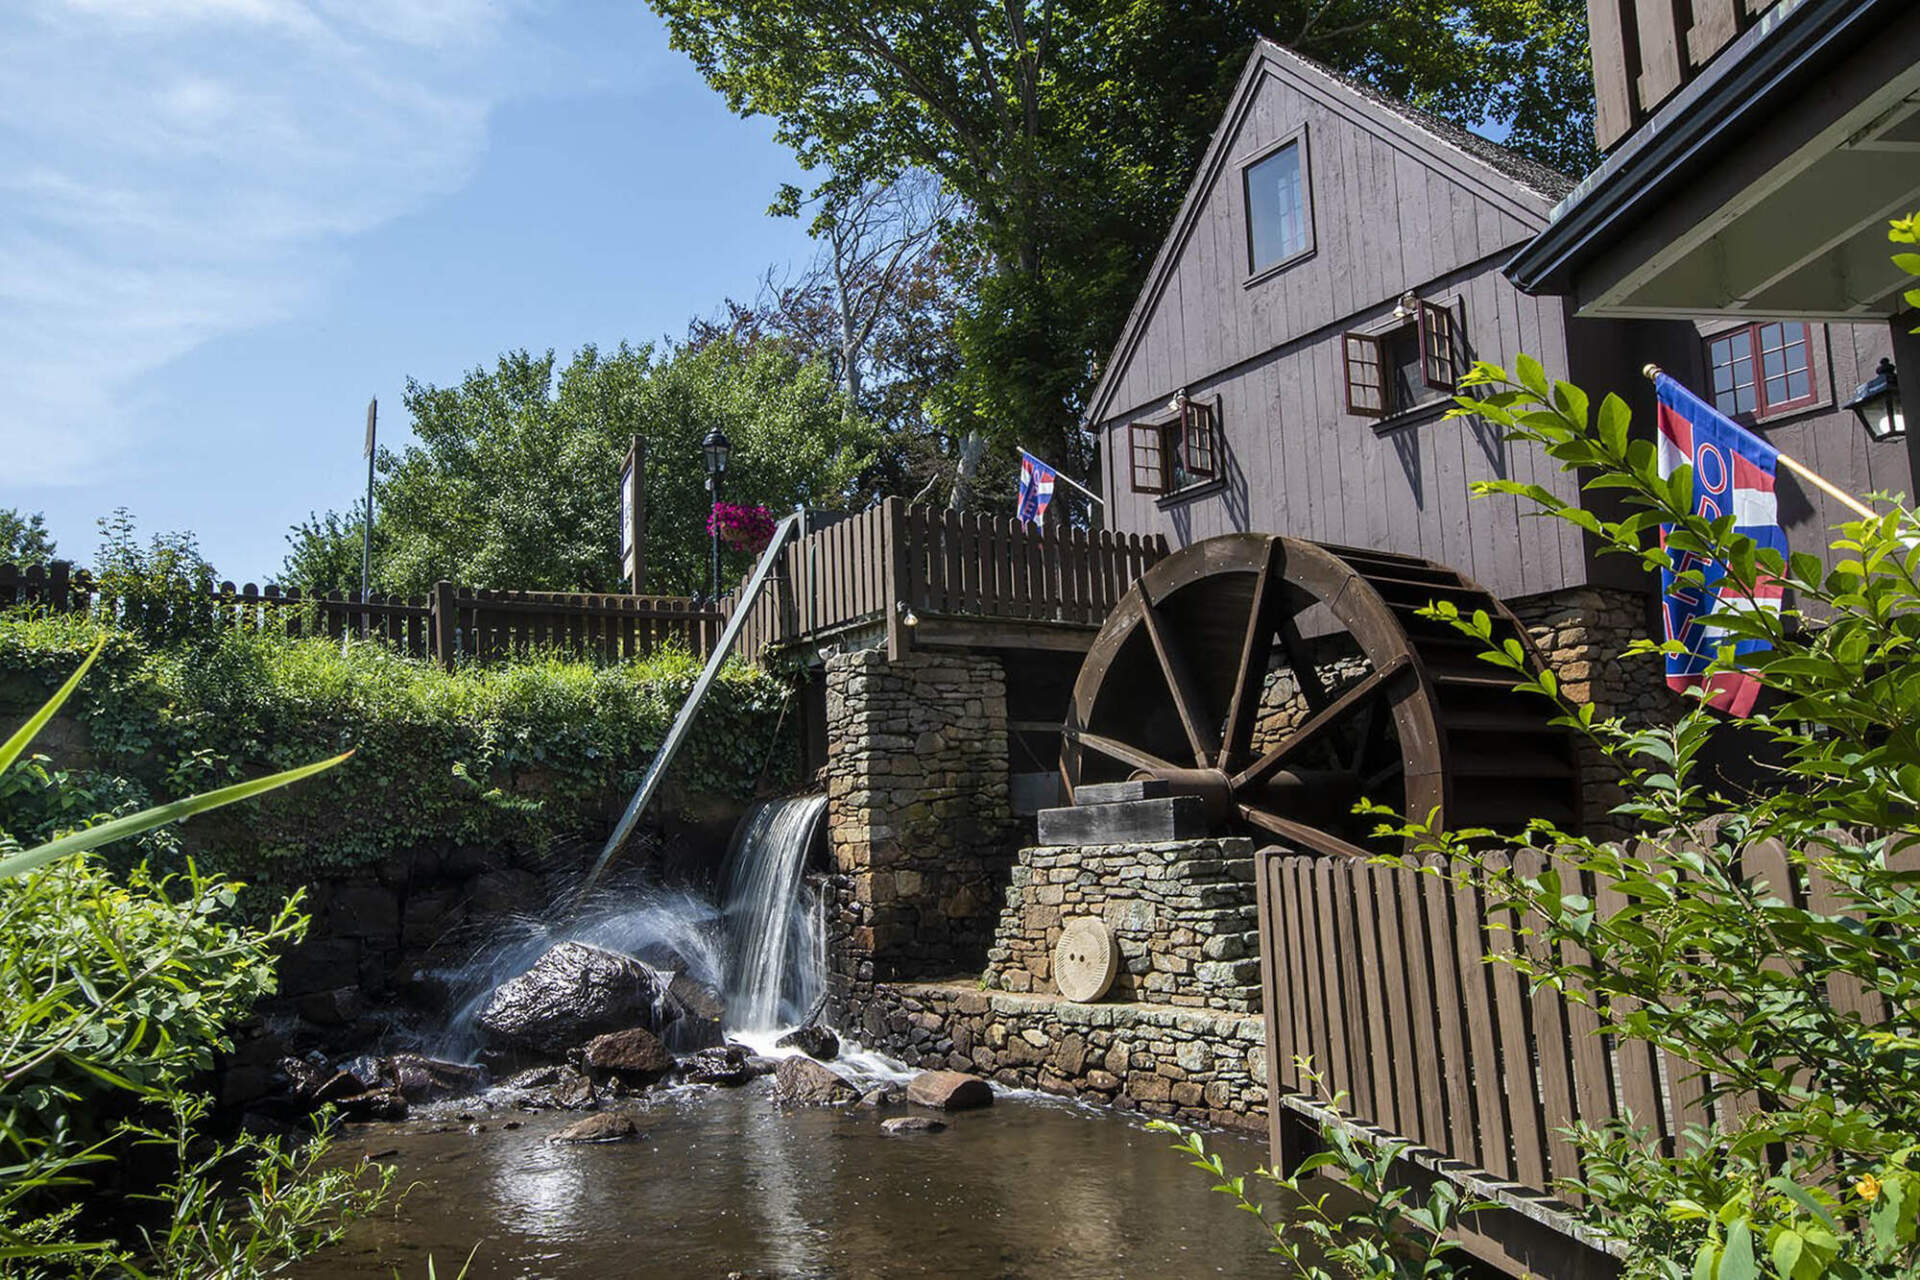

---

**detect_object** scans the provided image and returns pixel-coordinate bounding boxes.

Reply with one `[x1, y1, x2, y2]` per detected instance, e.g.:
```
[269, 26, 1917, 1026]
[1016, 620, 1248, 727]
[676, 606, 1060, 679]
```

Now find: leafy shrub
[0, 615, 798, 883]
[0, 647, 388, 1276]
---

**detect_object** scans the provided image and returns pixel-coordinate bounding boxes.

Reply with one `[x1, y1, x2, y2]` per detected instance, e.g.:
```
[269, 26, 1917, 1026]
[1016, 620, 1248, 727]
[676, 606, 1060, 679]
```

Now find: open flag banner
[1652, 372, 1787, 716]
[1016, 450, 1057, 526]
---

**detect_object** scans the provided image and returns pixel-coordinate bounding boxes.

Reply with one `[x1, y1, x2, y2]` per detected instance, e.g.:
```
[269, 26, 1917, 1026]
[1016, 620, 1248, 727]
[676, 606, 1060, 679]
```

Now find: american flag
[1016, 449, 1057, 526]
[1652, 371, 1787, 716]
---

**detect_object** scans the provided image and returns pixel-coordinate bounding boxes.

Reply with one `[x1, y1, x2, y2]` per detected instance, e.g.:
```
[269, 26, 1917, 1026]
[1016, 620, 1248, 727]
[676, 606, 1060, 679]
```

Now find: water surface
[302, 1080, 1283, 1279]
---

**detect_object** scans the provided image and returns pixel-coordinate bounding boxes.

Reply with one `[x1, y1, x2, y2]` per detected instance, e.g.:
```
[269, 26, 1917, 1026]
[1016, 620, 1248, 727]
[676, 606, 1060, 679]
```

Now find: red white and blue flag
[1016, 449, 1057, 526]
[1652, 372, 1786, 716]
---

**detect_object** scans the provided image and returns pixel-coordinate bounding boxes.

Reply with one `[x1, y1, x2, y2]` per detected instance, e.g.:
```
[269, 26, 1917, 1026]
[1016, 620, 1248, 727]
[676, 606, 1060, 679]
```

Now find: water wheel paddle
[1060, 534, 1580, 857]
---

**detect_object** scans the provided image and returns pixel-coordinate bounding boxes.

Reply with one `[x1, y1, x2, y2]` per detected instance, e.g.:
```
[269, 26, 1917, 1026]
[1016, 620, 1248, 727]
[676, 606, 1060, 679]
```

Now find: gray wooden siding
[1096, 61, 1544, 429]
[1099, 257, 1590, 603]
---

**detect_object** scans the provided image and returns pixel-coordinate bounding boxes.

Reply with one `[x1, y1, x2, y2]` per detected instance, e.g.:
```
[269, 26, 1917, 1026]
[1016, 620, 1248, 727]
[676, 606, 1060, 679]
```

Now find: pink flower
[708, 502, 775, 554]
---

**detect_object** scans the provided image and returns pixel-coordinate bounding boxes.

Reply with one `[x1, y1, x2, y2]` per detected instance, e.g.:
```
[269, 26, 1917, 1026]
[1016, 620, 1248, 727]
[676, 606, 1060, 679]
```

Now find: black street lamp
[702, 427, 732, 600]
[1844, 357, 1905, 442]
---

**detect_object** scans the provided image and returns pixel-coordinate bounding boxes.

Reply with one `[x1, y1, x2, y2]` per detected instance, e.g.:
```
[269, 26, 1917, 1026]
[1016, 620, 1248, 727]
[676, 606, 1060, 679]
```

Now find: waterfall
[719, 793, 828, 1032]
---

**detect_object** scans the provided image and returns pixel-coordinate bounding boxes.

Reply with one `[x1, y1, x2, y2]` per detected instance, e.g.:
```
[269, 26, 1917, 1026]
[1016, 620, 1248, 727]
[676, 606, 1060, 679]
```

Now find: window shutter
[1128, 420, 1168, 494]
[1343, 332, 1386, 417]
[1418, 301, 1457, 392]
[1180, 398, 1220, 480]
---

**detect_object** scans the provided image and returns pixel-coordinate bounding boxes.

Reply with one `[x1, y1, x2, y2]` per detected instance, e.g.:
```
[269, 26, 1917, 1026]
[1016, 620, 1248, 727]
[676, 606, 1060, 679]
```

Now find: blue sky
[4, 0, 819, 582]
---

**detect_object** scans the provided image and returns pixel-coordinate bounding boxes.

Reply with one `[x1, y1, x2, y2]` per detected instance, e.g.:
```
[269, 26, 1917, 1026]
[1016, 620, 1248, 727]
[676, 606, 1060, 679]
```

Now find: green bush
[0, 615, 798, 884]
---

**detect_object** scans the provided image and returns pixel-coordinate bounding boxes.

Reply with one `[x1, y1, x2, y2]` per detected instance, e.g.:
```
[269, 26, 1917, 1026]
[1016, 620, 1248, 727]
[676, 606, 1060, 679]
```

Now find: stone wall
[823, 649, 1014, 1016]
[984, 838, 1261, 1013]
[857, 981, 1268, 1133]
[1513, 585, 1680, 833]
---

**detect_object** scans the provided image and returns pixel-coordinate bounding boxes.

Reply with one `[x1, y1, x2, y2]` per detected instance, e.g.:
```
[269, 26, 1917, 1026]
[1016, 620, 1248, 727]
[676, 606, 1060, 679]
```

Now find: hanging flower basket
[708, 502, 775, 555]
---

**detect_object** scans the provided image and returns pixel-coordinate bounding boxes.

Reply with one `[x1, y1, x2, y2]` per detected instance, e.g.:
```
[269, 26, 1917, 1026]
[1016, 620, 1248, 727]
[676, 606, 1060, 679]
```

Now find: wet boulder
[552, 1067, 599, 1111]
[552, 1112, 640, 1144]
[476, 942, 670, 1057]
[387, 1055, 488, 1103]
[336, 1087, 408, 1121]
[906, 1070, 993, 1112]
[774, 1024, 840, 1061]
[882, 1115, 946, 1135]
[770, 1056, 858, 1107]
[679, 1043, 762, 1087]
[661, 974, 728, 1051]
[582, 1027, 674, 1085]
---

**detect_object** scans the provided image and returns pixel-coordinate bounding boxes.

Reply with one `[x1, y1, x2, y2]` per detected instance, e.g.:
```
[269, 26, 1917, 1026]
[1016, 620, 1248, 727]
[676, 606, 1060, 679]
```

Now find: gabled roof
[1083, 39, 1574, 427]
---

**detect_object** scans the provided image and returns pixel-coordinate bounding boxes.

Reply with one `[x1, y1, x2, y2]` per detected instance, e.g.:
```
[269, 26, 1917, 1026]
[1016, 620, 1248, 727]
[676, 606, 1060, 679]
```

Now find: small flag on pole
[1016, 449, 1057, 526]
[1650, 371, 1787, 716]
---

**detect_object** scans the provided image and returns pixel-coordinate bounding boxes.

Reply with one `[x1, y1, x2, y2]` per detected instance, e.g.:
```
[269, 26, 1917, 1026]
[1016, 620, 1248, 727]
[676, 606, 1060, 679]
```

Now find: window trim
[1124, 394, 1225, 497]
[1240, 127, 1316, 285]
[1702, 320, 1824, 422]
[1344, 295, 1465, 420]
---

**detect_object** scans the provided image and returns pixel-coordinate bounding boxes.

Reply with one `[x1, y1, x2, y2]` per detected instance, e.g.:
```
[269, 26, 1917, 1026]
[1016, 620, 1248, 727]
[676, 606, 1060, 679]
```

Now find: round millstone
[1052, 917, 1118, 1003]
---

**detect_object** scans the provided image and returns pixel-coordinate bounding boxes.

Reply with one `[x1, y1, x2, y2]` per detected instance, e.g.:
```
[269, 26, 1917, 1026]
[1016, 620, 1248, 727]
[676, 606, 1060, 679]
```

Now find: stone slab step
[1036, 796, 1211, 846]
[1070, 778, 1174, 805]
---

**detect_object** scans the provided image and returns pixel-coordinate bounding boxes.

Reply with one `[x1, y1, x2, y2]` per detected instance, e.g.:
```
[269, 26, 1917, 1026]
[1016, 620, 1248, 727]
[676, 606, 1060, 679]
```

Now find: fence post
[432, 580, 457, 670]
[49, 560, 70, 613]
[882, 496, 912, 661]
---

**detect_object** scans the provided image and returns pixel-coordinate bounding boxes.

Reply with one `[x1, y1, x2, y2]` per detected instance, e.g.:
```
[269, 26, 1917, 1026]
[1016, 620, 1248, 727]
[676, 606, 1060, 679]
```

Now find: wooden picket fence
[0, 562, 719, 668]
[1255, 829, 1897, 1265]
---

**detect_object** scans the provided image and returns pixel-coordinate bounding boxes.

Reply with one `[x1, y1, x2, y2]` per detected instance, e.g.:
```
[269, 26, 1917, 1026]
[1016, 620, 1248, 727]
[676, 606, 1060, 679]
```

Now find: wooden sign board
[620, 436, 645, 592]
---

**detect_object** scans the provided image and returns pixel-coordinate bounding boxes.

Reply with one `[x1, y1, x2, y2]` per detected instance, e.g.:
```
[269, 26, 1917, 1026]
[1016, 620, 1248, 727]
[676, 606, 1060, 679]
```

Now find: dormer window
[1244, 135, 1312, 275]
[1343, 300, 1459, 419]
[1128, 393, 1222, 495]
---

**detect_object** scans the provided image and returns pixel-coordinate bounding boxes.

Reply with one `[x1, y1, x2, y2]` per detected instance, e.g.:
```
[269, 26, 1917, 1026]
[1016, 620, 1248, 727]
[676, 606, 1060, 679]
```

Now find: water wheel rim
[1062, 533, 1449, 856]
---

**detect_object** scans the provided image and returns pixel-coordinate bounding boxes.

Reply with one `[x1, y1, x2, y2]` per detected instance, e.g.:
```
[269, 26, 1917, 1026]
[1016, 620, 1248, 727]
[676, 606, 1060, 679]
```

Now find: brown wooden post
[48, 560, 70, 613]
[882, 496, 912, 661]
[432, 580, 457, 669]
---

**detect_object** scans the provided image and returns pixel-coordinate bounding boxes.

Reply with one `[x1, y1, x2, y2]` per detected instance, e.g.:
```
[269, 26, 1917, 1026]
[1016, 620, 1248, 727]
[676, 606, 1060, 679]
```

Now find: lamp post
[1844, 357, 1905, 442]
[702, 427, 732, 600]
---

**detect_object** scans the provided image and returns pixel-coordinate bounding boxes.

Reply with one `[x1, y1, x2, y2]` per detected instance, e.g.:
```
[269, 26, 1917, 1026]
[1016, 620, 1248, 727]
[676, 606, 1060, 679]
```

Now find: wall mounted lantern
[1844, 357, 1904, 442]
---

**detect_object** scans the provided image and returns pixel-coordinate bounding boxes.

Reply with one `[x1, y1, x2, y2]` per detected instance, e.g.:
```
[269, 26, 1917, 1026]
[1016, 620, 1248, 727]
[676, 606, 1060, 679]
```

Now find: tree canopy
[363, 337, 876, 597]
[649, 0, 1599, 495]
[0, 510, 56, 567]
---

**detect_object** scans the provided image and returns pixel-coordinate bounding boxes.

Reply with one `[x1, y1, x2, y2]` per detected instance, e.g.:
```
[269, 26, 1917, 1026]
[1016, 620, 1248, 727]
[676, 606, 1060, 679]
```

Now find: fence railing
[1256, 833, 1890, 1218]
[6, 498, 1161, 669]
[719, 497, 1166, 659]
[0, 562, 720, 668]
[1587, 0, 1782, 151]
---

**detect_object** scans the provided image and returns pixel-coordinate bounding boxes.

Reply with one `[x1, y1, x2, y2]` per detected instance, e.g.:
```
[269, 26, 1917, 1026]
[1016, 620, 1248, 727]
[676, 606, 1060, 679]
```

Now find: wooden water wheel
[1060, 534, 1580, 857]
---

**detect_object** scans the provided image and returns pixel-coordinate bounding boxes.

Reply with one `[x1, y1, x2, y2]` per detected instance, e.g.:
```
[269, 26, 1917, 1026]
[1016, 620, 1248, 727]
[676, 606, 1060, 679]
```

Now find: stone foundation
[823, 649, 1015, 1017]
[1512, 585, 1679, 834]
[985, 838, 1261, 1013]
[857, 981, 1267, 1132]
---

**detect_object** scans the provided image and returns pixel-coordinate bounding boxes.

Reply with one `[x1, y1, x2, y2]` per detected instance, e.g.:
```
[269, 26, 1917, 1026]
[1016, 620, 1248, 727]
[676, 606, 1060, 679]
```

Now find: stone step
[1070, 778, 1175, 805]
[1036, 796, 1212, 846]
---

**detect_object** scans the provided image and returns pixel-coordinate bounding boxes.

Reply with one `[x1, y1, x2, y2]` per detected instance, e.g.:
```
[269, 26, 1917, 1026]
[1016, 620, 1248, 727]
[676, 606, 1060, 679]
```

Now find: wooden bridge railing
[1256, 833, 1891, 1275]
[1587, 0, 1783, 151]
[720, 497, 1166, 659]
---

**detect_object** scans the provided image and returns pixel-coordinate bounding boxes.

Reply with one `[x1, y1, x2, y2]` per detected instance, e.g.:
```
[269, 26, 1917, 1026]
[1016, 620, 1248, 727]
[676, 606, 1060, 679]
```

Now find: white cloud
[0, 0, 534, 482]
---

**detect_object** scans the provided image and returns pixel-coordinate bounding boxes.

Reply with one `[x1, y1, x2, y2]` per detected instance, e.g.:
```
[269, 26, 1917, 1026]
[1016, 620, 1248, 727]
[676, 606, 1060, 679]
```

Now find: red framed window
[1707, 321, 1818, 418]
[1127, 395, 1223, 496]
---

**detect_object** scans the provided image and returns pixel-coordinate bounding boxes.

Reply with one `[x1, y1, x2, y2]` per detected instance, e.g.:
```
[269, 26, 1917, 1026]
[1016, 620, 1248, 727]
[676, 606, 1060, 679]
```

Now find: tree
[280, 508, 384, 594]
[649, 0, 1600, 501]
[373, 337, 877, 597]
[0, 510, 56, 567]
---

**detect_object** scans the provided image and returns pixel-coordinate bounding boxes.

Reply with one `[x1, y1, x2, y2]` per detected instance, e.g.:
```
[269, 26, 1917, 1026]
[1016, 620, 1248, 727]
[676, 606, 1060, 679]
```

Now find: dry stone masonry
[823, 649, 1014, 1016]
[985, 838, 1262, 1013]
[859, 981, 1267, 1132]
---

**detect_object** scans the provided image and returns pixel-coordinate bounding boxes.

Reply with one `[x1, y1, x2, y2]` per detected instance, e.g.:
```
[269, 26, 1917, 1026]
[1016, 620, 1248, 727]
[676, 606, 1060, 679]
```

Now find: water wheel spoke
[1275, 611, 1330, 716]
[1065, 729, 1180, 778]
[1237, 804, 1373, 860]
[1231, 655, 1412, 791]
[1362, 758, 1406, 792]
[1217, 538, 1283, 772]
[1137, 590, 1220, 767]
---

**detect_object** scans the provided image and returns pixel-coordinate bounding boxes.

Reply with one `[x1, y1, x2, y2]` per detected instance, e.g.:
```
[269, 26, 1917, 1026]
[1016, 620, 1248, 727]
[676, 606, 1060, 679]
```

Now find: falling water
[718, 793, 828, 1032]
